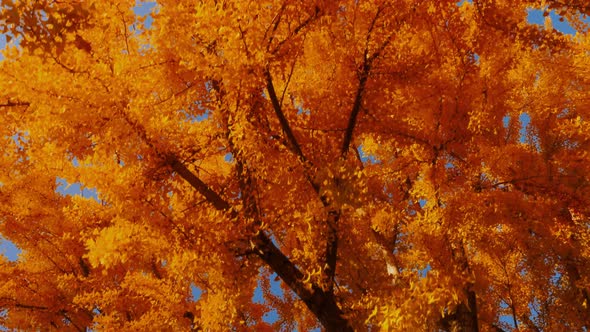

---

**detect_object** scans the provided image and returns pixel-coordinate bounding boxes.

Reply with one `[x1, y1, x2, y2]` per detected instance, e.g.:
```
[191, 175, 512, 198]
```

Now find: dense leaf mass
[1, 0, 590, 331]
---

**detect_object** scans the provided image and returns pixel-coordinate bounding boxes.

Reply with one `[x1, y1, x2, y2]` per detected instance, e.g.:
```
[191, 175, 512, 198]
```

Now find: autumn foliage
[1, 0, 590, 330]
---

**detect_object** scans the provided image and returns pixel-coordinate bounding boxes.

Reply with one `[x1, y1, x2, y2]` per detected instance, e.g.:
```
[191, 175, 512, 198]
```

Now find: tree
[0, 0, 590, 330]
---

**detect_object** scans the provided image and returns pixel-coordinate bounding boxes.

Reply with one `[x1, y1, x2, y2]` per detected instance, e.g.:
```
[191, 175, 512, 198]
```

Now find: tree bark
[170, 158, 353, 331]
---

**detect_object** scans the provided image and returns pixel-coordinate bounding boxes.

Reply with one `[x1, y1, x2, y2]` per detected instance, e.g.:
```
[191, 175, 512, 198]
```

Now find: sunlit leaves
[1, 0, 590, 330]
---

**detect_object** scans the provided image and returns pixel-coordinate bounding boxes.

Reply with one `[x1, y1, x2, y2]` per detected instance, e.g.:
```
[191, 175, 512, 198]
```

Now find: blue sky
[527, 8, 577, 34]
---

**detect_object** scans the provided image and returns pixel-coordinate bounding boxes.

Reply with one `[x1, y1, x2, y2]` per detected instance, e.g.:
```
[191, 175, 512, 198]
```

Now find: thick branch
[265, 70, 323, 200]
[265, 1, 287, 50]
[15, 303, 49, 310]
[169, 158, 231, 211]
[169, 157, 352, 331]
[0, 297, 48, 311]
[117, 89, 348, 328]
[341, 8, 395, 157]
[265, 70, 307, 163]
[324, 210, 340, 291]
[339, 6, 388, 157]
[0, 100, 30, 107]
[266, 69, 340, 292]
[439, 293, 479, 332]
[334, 29, 396, 288]
[254, 232, 352, 332]
[327, 61, 373, 289]
[460, 289, 479, 332]
[341, 63, 370, 157]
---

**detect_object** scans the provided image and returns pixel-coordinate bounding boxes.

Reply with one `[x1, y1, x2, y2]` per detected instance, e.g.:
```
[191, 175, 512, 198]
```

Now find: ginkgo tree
[1, 0, 590, 331]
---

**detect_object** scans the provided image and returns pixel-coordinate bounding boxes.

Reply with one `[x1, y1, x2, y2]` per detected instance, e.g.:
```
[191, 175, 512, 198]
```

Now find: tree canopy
[1, 0, 590, 330]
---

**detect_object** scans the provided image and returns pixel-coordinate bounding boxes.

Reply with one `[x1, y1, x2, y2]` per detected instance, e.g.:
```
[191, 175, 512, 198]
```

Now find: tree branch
[0, 297, 48, 311]
[341, 5, 395, 158]
[265, 69, 328, 201]
[169, 158, 231, 211]
[341, 33, 394, 158]
[265, 70, 307, 163]
[266, 69, 340, 290]
[253, 232, 352, 331]
[324, 210, 340, 292]
[271, 6, 321, 54]
[265, 1, 287, 51]
[341, 7, 384, 157]
[331, 25, 397, 288]
[341, 62, 371, 157]
[0, 100, 30, 107]
[169, 156, 352, 331]
[115, 91, 350, 329]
